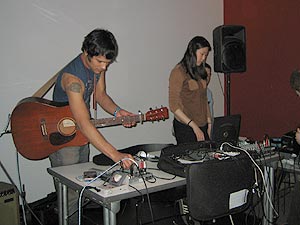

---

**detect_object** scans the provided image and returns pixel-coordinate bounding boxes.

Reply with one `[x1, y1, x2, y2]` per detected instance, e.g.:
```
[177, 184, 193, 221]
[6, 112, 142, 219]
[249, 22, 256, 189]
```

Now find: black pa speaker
[213, 25, 246, 73]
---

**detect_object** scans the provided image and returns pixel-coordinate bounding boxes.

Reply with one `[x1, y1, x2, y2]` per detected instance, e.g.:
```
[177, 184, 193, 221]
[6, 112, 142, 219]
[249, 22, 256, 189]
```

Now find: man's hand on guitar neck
[115, 108, 137, 128]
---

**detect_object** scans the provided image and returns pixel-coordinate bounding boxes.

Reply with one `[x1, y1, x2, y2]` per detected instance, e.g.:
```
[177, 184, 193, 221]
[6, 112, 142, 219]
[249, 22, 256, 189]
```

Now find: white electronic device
[108, 171, 129, 186]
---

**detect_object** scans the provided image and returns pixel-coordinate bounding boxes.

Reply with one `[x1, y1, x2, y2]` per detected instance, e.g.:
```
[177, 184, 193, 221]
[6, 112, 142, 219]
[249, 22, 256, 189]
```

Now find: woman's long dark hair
[179, 36, 211, 80]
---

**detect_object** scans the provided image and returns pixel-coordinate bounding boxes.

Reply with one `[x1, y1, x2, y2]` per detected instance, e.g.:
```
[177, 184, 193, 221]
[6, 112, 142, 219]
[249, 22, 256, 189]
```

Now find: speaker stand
[225, 73, 231, 116]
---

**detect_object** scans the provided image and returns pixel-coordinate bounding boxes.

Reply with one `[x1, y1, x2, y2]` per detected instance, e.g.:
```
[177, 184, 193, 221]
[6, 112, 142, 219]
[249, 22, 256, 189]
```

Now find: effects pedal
[98, 171, 130, 195]
[108, 171, 130, 186]
[239, 141, 262, 151]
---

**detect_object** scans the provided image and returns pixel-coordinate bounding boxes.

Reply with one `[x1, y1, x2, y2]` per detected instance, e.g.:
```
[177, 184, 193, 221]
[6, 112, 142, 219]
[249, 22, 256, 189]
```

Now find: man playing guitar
[51, 28, 135, 224]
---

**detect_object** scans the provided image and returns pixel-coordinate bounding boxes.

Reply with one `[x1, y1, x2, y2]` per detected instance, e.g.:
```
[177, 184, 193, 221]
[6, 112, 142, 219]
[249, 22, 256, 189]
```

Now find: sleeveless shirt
[53, 54, 99, 108]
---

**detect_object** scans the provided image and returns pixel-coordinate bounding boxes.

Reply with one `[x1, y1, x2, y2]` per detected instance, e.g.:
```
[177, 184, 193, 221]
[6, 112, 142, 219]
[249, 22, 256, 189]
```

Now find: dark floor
[20, 194, 262, 225]
[19, 170, 295, 225]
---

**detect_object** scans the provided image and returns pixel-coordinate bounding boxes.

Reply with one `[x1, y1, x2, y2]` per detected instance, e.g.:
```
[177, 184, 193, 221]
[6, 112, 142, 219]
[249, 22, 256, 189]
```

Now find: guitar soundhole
[58, 118, 76, 136]
[50, 132, 76, 146]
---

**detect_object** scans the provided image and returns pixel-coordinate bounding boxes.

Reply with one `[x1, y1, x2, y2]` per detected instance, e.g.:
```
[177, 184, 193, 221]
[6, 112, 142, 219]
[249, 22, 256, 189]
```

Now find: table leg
[103, 201, 120, 225]
[263, 166, 274, 225]
[58, 181, 68, 225]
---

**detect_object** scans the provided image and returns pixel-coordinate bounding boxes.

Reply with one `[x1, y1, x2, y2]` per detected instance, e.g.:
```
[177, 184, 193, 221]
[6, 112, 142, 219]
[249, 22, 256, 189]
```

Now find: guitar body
[11, 97, 88, 160]
[11, 97, 169, 160]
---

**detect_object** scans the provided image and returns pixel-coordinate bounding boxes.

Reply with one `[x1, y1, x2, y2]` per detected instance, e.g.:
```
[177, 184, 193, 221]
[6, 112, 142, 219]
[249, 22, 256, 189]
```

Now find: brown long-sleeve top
[169, 64, 211, 127]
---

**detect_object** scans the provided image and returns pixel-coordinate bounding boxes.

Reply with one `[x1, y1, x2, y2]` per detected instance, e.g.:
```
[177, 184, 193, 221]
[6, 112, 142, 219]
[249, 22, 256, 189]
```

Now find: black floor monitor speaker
[213, 25, 246, 73]
[211, 114, 241, 147]
[0, 182, 20, 225]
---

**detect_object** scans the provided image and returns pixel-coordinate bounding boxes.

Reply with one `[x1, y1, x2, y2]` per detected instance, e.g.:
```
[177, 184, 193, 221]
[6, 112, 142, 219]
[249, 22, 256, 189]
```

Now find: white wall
[0, 0, 223, 202]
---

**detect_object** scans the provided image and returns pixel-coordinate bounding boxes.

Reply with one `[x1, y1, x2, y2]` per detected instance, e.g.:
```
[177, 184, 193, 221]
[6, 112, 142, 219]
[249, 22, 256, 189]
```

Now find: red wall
[224, 0, 300, 140]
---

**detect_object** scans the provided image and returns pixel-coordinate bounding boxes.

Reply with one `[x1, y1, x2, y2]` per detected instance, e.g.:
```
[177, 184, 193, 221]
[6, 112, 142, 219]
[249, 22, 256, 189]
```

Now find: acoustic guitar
[10, 97, 169, 160]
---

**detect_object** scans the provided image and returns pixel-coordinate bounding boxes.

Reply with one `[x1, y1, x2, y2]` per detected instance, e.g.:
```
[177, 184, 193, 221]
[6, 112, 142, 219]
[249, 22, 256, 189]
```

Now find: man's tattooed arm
[67, 82, 82, 93]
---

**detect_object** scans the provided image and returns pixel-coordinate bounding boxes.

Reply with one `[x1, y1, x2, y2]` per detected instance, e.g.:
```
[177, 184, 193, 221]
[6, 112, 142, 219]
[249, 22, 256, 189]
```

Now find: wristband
[187, 120, 192, 126]
[113, 106, 121, 117]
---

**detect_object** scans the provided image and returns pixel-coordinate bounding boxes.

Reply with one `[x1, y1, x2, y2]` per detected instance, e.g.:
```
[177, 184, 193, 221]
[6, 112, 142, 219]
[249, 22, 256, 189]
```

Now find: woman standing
[169, 36, 212, 144]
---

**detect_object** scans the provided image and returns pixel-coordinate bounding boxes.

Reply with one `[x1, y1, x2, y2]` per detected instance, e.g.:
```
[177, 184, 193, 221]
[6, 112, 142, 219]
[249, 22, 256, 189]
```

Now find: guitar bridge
[40, 119, 48, 140]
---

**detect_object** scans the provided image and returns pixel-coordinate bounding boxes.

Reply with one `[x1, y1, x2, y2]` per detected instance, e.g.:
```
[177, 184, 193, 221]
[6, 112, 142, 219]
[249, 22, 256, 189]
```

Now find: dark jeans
[287, 180, 300, 225]
[49, 145, 90, 225]
[168, 119, 210, 216]
[173, 118, 210, 144]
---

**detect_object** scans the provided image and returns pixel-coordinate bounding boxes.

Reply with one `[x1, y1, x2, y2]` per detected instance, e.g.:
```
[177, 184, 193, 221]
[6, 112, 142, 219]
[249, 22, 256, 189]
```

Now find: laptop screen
[211, 114, 241, 147]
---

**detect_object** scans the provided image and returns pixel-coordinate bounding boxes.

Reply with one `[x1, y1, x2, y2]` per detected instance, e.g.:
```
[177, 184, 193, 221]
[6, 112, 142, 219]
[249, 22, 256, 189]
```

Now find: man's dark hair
[290, 69, 300, 91]
[81, 28, 118, 62]
[179, 36, 211, 80]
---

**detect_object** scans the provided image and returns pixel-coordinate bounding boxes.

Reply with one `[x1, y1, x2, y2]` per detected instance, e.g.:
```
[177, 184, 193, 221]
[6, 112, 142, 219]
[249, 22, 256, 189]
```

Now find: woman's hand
[190, 121, 205, 141]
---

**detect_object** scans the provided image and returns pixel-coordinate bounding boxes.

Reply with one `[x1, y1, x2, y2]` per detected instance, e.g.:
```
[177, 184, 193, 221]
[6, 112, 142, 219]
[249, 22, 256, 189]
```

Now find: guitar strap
[93, 73, 97, 119]
[31, 69, 98, 119]
[32, 72, 59, 98]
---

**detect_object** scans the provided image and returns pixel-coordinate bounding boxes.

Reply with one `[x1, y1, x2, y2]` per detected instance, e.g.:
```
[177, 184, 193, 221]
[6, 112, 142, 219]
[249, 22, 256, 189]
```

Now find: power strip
[77, 168, 154, 195]
[281, 158, 295, 166]
[238, 142, 276, 154]
[239, 142, 262, 151]
[129, 172, 154, 184]
[98, 183, 130, 195]
[97, 172, 153, 195]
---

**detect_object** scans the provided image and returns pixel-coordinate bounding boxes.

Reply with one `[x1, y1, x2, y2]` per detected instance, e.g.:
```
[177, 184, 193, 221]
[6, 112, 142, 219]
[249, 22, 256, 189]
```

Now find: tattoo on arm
[67, 82, 82, 93]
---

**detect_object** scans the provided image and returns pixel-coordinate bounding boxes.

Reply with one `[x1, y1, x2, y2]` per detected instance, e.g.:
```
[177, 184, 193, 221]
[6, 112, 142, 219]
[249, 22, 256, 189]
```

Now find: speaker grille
[223, 37, 246, 71]
[213, 25, 246, 73]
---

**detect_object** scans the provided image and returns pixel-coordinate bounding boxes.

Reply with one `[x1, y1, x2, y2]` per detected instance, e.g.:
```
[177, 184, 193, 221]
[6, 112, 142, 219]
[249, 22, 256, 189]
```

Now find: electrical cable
[220, 142, 279, 218]
[129, 185, 145, 225]
[0, 113, 11, 137]
[216, 72, 225, 97]
[0, 160, 43, 225]
[77, 158, 138, 225]
[1, 113, 42, 225]
[78, 160, 121, 225]
[229, 214, 235, 225]
[15, 150, 28, 225]
[137, 167, 156, 225]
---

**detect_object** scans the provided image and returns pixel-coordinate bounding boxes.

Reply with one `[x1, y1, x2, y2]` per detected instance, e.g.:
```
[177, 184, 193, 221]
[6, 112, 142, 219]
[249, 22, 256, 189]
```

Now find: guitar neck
[92, 114, 144, 128]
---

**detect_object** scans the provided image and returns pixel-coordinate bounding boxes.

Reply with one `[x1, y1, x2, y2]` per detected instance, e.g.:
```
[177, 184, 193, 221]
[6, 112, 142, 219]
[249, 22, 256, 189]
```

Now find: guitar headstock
[145, 106, 169, 122]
